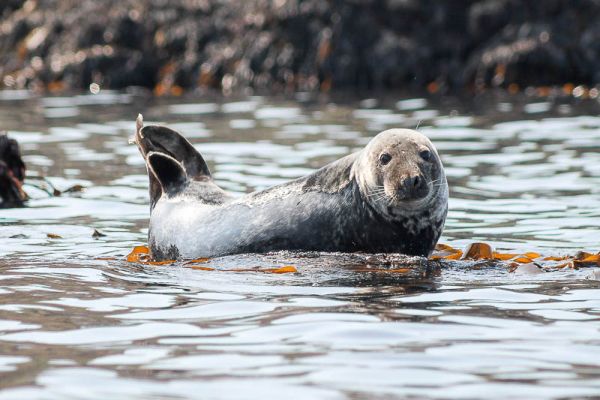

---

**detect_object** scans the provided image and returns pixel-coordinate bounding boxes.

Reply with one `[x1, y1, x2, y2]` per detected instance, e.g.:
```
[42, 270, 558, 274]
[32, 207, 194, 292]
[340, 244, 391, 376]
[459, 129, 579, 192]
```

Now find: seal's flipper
[135, 115, 210, 180]
[147, 152, 188, 199]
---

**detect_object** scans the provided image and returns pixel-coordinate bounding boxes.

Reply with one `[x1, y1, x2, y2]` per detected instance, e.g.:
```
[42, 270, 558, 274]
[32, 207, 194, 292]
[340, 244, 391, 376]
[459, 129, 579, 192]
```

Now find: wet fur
[0, 133, 27, 208]
[134, 116, 448, 260]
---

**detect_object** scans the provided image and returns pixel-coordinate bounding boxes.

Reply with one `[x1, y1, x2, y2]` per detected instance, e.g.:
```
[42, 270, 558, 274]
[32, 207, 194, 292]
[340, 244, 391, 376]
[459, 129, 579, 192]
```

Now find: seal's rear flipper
[147, 152, 188, 199]
[135, 114, 211, 180]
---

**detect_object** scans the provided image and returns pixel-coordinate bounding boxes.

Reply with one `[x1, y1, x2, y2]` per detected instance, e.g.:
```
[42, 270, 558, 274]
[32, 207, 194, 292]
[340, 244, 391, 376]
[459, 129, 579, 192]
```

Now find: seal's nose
[401, 174, 424, 190]
[398, 173, 428, 200]
[409, 175, 420, 189]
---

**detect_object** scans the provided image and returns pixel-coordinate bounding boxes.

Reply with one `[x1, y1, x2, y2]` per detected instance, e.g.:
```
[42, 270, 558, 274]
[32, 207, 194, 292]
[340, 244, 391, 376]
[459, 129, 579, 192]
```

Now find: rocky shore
[1, 0, 600, 95]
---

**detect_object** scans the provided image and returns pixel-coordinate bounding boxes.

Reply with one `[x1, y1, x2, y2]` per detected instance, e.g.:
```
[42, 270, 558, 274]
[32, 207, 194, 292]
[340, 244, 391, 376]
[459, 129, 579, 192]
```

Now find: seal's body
[0, 133, 26, 208]
[134, 115, 448, 260]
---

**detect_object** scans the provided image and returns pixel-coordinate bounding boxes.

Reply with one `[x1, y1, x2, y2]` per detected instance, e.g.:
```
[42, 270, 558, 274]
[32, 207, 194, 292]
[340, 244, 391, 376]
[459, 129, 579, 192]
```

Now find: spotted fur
[134, 117, 448, 261]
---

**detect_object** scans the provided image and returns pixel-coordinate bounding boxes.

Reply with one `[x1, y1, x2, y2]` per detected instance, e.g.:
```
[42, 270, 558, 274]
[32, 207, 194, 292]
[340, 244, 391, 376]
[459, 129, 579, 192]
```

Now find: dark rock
[0, 0, 25, 15]
[92, 229, 107, 238]
[1, 0, 600, 94]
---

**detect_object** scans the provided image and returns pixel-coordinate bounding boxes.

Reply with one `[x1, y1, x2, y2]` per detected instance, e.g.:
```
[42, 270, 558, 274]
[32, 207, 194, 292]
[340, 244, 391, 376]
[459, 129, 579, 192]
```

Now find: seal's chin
[377, 184, 437, 215]
[384, 184, 430, 204]
[393, 189, 429, 202]
[389, 195, 429, 211]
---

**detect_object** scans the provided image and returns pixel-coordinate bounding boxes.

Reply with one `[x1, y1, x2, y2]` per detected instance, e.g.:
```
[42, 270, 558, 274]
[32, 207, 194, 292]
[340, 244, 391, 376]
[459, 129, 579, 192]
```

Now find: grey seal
[134, 114, 448, 260]
[0, 133, 26, 208]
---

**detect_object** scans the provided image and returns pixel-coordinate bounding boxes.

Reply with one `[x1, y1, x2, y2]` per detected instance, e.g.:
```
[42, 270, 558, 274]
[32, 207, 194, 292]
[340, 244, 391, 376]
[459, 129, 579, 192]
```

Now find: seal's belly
[149, 192, 350, 259]
[149, 200, 242, 259]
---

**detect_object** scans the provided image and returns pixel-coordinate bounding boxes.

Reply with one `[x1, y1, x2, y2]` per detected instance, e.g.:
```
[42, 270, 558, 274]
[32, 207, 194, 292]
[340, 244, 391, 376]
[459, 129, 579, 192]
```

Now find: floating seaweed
[432, 242, 600, 272]
[122, 242, 600, 275]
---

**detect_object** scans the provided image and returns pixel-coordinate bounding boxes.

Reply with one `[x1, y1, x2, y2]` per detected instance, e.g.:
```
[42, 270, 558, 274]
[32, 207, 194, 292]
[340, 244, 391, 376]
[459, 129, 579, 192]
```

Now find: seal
[134, 114, 448, 260]
[0, 132, 27, 208]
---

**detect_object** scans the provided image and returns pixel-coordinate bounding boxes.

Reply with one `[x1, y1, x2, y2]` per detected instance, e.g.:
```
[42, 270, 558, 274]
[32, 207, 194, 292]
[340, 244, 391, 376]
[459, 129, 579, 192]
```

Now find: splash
[431, 242, 600, 271]
[123, 242, 600, 275]
[124, 246, 299, 274]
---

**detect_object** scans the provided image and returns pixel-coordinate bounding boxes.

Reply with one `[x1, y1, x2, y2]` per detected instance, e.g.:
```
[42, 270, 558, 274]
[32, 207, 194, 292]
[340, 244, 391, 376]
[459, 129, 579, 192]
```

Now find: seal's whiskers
[367, 186, 389, 202]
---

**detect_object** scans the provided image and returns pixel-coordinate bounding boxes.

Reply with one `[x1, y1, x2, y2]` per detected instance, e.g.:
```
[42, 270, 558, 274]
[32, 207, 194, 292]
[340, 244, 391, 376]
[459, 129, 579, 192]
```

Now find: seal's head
[354, 128, 447, 218]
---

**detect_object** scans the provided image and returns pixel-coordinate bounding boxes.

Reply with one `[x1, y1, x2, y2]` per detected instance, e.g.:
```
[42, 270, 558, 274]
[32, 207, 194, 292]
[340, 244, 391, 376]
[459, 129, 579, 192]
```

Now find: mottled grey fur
[134, 115, 448, 260]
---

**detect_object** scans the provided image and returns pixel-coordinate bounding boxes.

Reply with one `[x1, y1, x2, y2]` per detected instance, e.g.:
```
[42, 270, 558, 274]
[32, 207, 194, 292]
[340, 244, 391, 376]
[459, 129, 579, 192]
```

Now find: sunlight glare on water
[0, 91, 599, 399]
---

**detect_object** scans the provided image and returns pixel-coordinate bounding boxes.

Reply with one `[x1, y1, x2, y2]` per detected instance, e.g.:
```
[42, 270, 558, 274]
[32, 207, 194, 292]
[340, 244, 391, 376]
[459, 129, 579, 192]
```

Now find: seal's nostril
[412, 175, 420, 187]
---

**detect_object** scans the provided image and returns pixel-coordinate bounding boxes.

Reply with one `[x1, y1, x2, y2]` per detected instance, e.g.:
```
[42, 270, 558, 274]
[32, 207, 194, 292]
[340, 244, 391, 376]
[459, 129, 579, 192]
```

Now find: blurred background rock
[1, 0, 600, 95]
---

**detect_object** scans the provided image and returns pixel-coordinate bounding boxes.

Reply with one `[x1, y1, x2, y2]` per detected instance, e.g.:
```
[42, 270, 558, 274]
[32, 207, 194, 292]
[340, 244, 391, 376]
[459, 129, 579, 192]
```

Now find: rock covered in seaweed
[1, 0, 600, 94]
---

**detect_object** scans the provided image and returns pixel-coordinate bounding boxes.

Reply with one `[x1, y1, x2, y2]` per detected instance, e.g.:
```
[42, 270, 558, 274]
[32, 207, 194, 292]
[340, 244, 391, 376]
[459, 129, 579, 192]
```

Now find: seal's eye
[419, 149, 432, 162]
[379, 153, 392, 165]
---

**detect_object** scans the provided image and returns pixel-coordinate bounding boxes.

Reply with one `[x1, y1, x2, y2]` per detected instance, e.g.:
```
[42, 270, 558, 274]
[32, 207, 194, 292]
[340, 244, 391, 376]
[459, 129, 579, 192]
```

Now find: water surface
[0, 91, 599, 399]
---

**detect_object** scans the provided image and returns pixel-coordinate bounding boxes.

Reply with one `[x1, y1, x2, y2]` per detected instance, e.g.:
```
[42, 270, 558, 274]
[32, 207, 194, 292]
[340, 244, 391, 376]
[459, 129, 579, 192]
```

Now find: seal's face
[356, 129, 446, 218]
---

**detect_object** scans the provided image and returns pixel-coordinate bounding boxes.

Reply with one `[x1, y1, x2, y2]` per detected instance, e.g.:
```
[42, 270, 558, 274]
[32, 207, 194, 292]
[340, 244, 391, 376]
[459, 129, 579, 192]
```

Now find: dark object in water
[0, 132, 27, 208]
[92, 229, 107, 238]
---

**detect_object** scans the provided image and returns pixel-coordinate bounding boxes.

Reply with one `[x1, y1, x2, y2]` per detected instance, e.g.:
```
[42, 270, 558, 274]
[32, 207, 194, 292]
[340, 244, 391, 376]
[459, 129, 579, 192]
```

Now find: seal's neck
[348, 171, 448, 256]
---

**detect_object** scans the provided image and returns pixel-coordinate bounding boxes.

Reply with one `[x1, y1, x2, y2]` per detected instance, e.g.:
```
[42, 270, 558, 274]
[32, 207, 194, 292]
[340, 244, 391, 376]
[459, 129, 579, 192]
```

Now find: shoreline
[3, 1, 600, 95]
[1, 84, 599, 107]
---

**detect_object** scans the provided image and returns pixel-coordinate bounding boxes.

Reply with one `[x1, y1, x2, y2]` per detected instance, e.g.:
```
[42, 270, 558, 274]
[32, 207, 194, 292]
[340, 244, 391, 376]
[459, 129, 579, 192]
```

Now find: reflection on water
[0, 91, 599, 399]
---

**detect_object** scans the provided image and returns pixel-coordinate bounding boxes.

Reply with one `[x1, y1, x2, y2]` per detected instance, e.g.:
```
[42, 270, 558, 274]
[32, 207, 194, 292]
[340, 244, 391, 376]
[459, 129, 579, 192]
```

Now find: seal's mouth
[383, 177, 445, 211]
[390, 193, 430, 209]
[394, 188, 429, 202]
